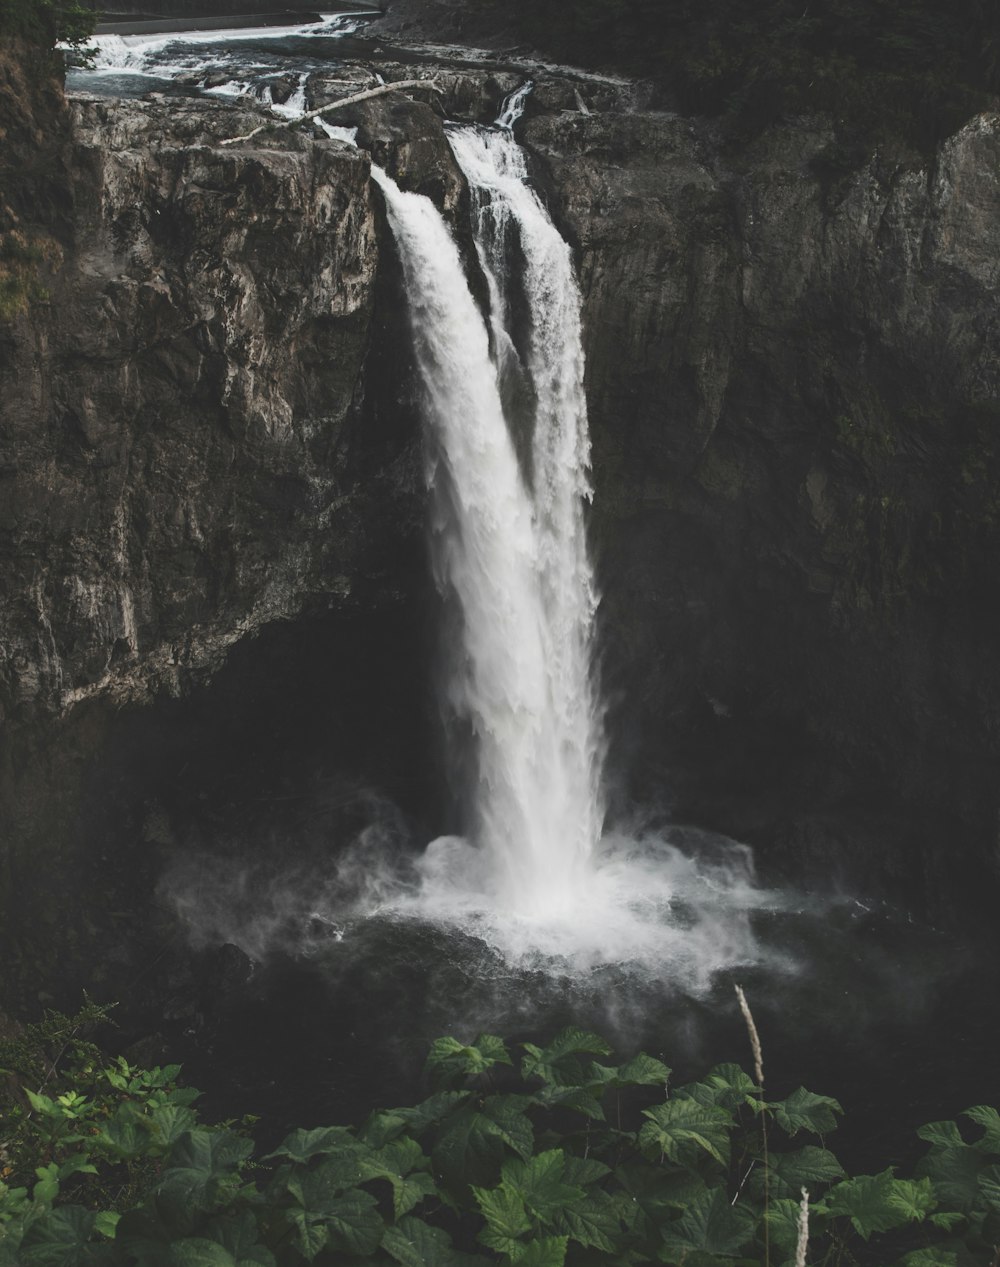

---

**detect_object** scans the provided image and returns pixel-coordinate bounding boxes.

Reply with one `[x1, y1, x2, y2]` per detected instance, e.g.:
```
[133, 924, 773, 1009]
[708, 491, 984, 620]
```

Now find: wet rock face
[2, 97, 387, 718]
[0, 87, 430, 1006]
[524, 108, 1000, 908]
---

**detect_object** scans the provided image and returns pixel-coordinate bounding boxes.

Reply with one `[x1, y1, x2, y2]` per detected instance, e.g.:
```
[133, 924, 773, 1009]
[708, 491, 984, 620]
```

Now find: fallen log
[220, 77, 442, 145]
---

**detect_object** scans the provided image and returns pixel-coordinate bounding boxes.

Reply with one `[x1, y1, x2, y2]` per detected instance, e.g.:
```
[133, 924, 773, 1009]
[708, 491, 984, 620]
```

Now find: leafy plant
[0, 0, 96, 51]
[2, 1007, 1000, 1264]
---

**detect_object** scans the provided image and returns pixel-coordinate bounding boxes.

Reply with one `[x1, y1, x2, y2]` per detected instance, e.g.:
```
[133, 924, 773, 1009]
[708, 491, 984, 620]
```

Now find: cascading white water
[372, 158, 601, 920]
[433, 111, 605, 915]
[367, 108, 765, 980]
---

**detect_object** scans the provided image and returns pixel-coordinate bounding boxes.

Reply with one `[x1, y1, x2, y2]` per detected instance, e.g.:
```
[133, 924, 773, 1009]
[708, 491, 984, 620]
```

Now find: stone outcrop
[2, 97, 385, 719]
[0, 78, 429, 1006]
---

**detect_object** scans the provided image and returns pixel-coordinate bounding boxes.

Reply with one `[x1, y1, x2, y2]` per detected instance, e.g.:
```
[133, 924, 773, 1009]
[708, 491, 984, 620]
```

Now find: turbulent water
[69, 14, 368, 103]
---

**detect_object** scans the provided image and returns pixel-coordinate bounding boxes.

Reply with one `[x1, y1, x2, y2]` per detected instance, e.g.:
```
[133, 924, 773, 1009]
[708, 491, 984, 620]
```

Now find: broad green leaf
[825, 1169, 932, 1239]
[151, 1105, 200, 1149]
[100, 1104, 148, 1158]
[202, 1211, 268, 1261]
[616, 1053, 671, 1088]
[166, 1239, 238, 1267]
[965, 1105, 1000, 1153]
[521, 1030, 611, 1087]
[56, 1154, 98, 1182]
[916, 1144, 984, 1210]
[501, 1150, 585, 1225]
[433, 1095, 534, 1190]
[553, 1189, 622, 1251]
[285, 1209, 328, 1261]
[767, 1146, 844, 1197]
[31, 1164, 60, 1206]
[361, 1110, 409, 1148]
[508, 1234, 568, 1266]
[640, 1097, 732, 1166]
[426, 1035, 511, 1086]
[236, 1252, 277, 1267]
[474, 1184, 531, 1253]
[94, 1211, 120, 1238]
[765, 1197, 807, 1253]
[315, 1190, 384, 1255]
[681, 1063, 757, 1112]
[618, 1161, 709, 1220]
[773, 1087, 843, 1137]
[294, 1162, 378, 1214]
[158, 1128, 253, 1205]
[391, 1171, 438, 1219]
[355, 1135, 437, 1217]
[978, 1162, 1000, 1212]
[889, 1176, 937, 1222]
[917, 1121, 965, 1148]
[24, 1090, 55, 1116]
[18, 1206, 97, 1267]
[532, 1084, 606, 1120]
[282, 1152, 367, 1207]
[393, 1091, 470, 1136]
[365, 1135, 427, 1180]
[659, 1188, 754, 1259]
[561, 1156, 611, 1188]
[265, 1126, 355, 1164]
[928, 1211, 965, 1230]
[382, 1215, 466, 1267]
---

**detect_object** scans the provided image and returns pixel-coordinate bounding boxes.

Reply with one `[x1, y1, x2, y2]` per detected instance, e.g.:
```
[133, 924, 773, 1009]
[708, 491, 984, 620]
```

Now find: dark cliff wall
[2, 42, 999, 1012]
[523, 107, 1000, 911]
[0, 71, 431, 1007]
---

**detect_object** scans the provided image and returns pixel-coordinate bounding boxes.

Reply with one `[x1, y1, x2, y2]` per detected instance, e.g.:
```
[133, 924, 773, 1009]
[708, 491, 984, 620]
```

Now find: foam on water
[81, 14, 362, 81]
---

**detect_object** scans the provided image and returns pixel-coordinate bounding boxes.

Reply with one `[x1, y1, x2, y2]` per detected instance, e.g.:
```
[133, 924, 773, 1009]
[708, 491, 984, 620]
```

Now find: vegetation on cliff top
[0, 0, 94, 47]
[489, 0, 1000, 147]
[3, 1000, 1000, 1265]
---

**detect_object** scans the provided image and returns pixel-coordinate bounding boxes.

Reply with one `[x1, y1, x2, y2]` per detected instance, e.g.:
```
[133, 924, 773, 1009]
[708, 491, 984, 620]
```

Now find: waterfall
[150, 67, 766, 980]
[371, 143, 603, 920]
[370, 121, 763, 976]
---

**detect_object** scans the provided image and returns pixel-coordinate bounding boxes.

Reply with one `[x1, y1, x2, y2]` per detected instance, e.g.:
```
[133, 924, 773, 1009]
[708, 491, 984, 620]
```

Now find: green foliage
[3, 1012, 1000, 1264]
[0, 182, 68, 323]
[0, 0, 96, 50]
[485, 0, 1000, 150]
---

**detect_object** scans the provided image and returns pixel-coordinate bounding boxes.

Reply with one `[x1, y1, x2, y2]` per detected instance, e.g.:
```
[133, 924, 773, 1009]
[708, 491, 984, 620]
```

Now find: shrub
[2, 1004, 998, 1264]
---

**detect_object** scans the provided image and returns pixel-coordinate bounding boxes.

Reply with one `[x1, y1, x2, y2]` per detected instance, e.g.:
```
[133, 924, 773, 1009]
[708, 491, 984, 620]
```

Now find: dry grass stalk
[735, 984, 769, 1267]
[795, 1186, 809, 1267]
[734, 983, 764, 1088]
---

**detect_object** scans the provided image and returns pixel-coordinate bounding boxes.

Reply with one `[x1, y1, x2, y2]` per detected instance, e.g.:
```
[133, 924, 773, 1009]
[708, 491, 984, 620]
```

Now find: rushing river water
[69, 19, 1000, 1173]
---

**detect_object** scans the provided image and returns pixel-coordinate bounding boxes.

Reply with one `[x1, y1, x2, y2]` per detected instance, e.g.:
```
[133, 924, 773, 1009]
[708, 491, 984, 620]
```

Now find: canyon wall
[1, 44, 998, 1008]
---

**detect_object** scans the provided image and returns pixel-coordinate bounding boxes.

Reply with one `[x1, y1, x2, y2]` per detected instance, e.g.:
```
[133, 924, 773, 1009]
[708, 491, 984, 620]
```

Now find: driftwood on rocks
[219, 78, 442, 145]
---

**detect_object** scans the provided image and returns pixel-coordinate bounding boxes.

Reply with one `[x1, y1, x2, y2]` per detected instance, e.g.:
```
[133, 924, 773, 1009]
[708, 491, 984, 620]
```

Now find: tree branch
[219, 77, 442, 146]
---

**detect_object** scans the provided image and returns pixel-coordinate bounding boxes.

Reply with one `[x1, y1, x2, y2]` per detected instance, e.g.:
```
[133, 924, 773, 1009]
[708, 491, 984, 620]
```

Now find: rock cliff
[523, 106, 1000, 909]
[1, 39, 998, 1010]
[0, 74, 429, 1005]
